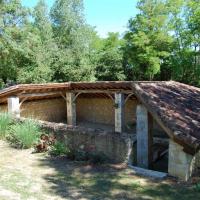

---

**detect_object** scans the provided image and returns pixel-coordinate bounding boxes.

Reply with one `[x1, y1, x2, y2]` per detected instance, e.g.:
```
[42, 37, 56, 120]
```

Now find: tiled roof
[0, 81, 200, 154]
[133, 81, 200, 154]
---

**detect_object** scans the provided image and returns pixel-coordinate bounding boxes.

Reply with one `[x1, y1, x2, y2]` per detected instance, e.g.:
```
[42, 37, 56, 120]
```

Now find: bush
[194, 182, 200, 192]
[0, 112, 12, 139]
[49, 141, 69, 156]
[9, 120, 40, 149]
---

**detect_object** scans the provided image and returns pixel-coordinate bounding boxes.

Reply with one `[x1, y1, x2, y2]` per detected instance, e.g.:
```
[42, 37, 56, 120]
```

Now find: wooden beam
[19, 92, 62, 98]
[115, 93, 125, 133]
[66, 93, 76, 126]
[69, 89, 133, 94]
[8, 96, 20, 118]
[136, 104, 153, 169]
[124, 93, 135, 105]
[132, 83, 196, 155]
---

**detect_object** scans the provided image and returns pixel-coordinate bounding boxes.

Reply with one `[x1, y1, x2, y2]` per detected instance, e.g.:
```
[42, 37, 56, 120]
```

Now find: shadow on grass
[38, 156, 200, 200]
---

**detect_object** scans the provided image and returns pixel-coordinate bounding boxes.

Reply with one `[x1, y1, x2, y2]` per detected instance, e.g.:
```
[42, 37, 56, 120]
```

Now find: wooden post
[7, 96, 20, 118]
[66, 92, 76, 126]
[136, 104, 153, 169]
[115, 93, 125, 133]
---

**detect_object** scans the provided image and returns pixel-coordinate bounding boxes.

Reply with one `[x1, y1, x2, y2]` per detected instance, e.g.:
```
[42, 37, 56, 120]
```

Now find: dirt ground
[0, 140, 199, 200]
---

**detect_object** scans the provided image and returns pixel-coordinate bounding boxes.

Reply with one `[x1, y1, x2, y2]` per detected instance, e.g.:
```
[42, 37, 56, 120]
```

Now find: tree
[50, 0, 95, 82]
[123, 0, 173, 81]
[95, 32, 125, 81]
[17, 0, 56, 83]
[169, 0, 200, 86]
[0, 0, 28, 85]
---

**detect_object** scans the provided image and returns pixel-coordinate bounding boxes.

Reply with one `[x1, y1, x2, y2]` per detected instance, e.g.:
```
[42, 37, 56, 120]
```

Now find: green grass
[0, 112, 12, 139]
[50, 141, 69, 156]
[47, 168, 200, 200]
[9, 120, 40, 149]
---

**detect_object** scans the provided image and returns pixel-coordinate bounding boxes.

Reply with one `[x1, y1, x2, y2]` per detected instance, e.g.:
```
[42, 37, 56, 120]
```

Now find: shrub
[0, 112, 12, 139]
[9, 120, 40, 149]
[194, 182, 200, 192]
[49, 141, 69, 156]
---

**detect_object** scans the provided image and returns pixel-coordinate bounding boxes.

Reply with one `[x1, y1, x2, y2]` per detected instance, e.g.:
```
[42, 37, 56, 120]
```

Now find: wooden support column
[136, 104, 153, 169]
[115, 93, 125, 133]
[7, 96, 20, 118]
[66, 93, 76, 126]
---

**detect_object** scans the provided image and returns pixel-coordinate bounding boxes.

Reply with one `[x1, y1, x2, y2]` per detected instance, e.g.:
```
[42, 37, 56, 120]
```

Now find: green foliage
[95, 33, 125, 81]
[194, 182, 200, 192]
[50, 0, 96, 82]
[1, 0, 200, 86]
[0, 112, 12, 139]
[168, 0, 200, 86]
[49, 141, 69, 156]
[124, 0, 173, 81]
[9, 120, 40, 149]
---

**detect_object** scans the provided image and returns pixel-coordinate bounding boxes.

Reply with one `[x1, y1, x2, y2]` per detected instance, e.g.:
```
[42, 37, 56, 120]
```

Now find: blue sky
[21, 0, 138, 37]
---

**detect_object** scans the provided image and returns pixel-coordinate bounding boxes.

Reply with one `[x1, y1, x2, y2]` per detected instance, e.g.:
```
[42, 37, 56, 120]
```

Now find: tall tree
[0, 0, 28, 86]
[169, 0, 200, 86]
[50, 0, 95, 82]
[17, 0, 56, 83]
[95, 32, 125, 81]
[123, 0, 173, 81]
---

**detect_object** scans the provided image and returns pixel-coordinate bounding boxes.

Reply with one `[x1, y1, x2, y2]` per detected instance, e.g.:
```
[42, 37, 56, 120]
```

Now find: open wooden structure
[0, 81, 200, 180]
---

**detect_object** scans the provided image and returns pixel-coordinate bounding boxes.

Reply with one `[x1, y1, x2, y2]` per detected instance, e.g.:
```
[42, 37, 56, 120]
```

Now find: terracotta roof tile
[133, 81, 200, 154]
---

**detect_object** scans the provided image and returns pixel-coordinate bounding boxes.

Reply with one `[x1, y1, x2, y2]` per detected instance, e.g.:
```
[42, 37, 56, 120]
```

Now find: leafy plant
[9, 120, 40, 149]
[0, 112, 12, 139]
[49, 141, 69, 156]
[194, 182, 200, 192]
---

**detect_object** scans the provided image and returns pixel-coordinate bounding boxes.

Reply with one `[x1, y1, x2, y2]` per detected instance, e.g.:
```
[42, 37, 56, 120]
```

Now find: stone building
[0, 81, 199, 181]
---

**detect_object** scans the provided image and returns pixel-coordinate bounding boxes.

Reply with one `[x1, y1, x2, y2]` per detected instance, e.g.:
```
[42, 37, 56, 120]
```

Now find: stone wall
[0, 97, 166, 136]
[76, 98, 137, 126]
[168, 140, 197, 181]
[194, 150, 200, 172]
[0, 104, 7, 112]
[0, 98, 67, 123]
[34, 119, 135, 163]
[21, 98, 66, 122]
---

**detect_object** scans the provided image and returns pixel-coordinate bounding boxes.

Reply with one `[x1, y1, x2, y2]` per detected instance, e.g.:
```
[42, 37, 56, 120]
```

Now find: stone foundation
[168, 140, 197, 181]
[33, 119, 135, 163]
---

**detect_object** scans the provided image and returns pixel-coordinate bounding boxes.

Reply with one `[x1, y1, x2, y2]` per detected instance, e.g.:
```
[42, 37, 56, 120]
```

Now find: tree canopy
[0, 0, 200, 88]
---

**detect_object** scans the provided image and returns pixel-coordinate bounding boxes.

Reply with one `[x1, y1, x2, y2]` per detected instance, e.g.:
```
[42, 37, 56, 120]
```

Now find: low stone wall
[35, 119, 135, 163]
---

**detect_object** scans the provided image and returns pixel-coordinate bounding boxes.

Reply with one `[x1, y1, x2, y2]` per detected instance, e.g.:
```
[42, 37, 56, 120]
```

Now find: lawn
[0, 140, 199, 200]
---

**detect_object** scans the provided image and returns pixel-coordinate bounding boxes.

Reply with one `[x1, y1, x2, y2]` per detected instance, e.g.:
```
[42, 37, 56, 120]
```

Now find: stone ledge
[128, 165, 167, 179]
